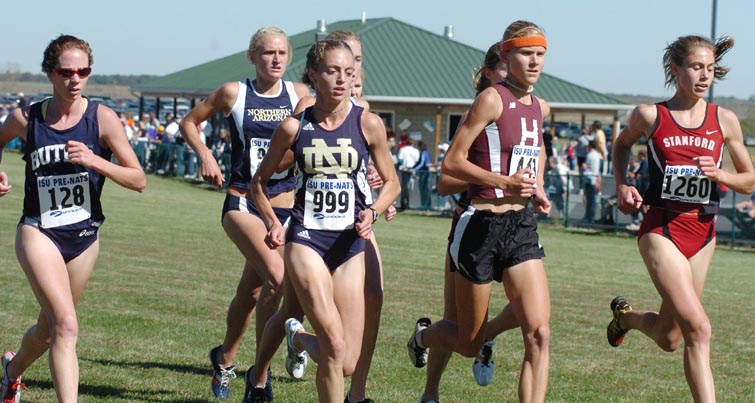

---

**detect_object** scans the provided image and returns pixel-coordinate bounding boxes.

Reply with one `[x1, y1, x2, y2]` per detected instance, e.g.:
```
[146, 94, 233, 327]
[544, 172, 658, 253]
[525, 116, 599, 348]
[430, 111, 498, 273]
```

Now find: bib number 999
[312, 190, 350, 214]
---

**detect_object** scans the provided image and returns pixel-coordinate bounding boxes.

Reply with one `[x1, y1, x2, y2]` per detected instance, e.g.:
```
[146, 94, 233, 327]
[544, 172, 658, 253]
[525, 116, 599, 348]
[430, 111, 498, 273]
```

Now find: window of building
[448, 113, 463, 142]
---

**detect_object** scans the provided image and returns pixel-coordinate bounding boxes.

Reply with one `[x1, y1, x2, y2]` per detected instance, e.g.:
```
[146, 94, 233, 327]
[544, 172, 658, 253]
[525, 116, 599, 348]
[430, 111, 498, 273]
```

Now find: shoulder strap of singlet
[292, 109, 308, 148]
[647, 102, 666, 140]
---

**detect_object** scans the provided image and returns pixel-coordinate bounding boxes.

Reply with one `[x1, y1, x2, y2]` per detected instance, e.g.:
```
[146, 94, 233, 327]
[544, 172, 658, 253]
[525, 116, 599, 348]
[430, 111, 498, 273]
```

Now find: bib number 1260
[661, 165, 710, 204]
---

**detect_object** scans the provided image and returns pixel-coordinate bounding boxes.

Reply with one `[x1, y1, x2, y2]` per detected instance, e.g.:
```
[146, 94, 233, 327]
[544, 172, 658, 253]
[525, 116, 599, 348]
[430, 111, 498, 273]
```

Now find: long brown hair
[473, 42, 502, 95]
[663, 35, 733, 88]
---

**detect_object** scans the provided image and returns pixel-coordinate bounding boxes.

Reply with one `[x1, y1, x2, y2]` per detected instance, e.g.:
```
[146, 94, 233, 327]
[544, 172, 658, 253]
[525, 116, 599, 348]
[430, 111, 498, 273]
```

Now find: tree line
[0, 72, 159, 86]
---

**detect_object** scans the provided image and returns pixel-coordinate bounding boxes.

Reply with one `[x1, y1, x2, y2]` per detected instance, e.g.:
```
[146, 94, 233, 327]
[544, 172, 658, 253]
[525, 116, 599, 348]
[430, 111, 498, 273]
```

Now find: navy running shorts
[19, 216, 100, 263]
[221, 193, 291, 228]
[286, 221, 365, 271]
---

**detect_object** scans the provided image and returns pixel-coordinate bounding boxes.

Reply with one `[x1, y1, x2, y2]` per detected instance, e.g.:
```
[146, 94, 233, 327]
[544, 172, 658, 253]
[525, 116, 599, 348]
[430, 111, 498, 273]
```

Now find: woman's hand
[66, 140, 99, 169]
[265, 223, 286, 249]
[0, 171, 11, 197]
[531, 189, 552, 216]
[355, 209, 374, 240]
[616, 183, 643, 214]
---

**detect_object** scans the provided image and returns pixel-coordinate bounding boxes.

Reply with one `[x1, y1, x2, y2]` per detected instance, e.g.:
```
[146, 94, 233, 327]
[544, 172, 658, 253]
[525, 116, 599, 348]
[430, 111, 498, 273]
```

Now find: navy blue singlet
[22, 98, 111, 230]
[226, 79, 299, 193]
[289, 104, 370, 230]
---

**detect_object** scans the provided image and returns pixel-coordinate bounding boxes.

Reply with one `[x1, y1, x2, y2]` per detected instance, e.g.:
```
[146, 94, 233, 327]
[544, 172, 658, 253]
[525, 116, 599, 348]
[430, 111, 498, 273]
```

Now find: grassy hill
[609, 93, 755, 135]
[3, 80, 755, 134]
[0, 81, 137, 100]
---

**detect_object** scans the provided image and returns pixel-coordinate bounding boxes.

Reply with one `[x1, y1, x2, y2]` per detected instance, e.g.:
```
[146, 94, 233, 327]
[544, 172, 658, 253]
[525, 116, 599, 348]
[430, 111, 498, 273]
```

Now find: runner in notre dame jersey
[0, 34, 146, 403]
[178, 26, 310, 400]
[250, 39, 398, 403]
[609, 35, 755, 403]
[245, 29, 397, 403]
[407, 20, 552, 403]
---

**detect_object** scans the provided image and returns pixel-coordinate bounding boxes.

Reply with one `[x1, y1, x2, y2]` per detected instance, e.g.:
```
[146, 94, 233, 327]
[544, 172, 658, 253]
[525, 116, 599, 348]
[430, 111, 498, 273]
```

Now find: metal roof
[132, 17, 632, 111]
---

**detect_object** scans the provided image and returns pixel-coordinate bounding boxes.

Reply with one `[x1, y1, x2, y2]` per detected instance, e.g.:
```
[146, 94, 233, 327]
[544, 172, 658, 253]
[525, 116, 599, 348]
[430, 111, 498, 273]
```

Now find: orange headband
[501, 36, 548, 52]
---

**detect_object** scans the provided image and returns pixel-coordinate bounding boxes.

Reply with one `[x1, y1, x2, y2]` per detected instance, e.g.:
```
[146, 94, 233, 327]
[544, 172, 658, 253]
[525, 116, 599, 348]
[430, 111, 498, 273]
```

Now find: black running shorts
[448, 206, 544, 284]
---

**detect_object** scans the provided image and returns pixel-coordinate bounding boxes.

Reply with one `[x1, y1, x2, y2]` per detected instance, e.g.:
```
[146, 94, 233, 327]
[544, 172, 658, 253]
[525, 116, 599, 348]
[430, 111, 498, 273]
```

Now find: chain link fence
[397, 170, 755, 247]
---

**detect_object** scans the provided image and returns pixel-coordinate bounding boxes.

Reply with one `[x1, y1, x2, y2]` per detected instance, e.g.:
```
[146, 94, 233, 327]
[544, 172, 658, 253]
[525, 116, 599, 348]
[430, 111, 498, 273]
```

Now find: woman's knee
[53, 314, 79, 342]
[683, 317, 712, 346]
[658, 316, 711, 352]
[321, 333, 347, 364]
[523, 324, 550, 351]
[261, 264, 285, 296]
[264, 276, 284, 299]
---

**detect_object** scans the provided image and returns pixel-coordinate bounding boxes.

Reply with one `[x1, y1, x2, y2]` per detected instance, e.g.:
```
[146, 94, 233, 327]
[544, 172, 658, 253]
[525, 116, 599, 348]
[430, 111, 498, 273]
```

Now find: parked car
[544, 121, 581, 138]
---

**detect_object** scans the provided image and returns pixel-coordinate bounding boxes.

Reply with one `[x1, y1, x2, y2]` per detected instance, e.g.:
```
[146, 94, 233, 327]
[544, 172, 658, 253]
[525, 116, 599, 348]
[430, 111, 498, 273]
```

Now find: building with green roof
[132, 17, 633, 156]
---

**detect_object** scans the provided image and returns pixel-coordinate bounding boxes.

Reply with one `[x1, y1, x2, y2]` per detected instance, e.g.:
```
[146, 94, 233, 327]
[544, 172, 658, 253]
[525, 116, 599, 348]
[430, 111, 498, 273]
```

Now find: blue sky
[2, 0, 754, 99]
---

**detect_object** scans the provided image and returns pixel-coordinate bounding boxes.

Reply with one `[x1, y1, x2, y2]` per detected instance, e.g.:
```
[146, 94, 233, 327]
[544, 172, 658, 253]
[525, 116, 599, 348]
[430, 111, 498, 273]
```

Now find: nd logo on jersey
[302, 138, 359, 179]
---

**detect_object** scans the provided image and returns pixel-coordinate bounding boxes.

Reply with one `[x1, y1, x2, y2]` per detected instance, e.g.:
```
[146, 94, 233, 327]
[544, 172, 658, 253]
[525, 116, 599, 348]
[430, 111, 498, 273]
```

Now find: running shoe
[209, 345, 236, 399]
[243, 366, 273, 403]
[472, 339, 495, 386]
[2, 351, 25, 403]
[407, 317, 431, 368]
[607, 296, 633, 347]
[344, 397, 375, 403]
[418, 399, 439, 403]
[284, 318, 308, 379]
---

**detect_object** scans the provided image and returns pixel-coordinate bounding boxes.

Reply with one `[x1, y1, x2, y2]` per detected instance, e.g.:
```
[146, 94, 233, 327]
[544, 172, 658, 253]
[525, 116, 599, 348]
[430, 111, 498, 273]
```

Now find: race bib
[37, 173, 92, 228]
[303, 178, 355, 230]
[249, 137, 286, 180]
[509, 145, 540, 189]
[661, 165, 711, 204]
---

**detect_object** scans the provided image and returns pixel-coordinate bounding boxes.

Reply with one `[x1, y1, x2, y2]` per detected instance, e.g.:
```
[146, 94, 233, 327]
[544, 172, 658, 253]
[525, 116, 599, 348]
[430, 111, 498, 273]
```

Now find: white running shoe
[284, 318, 308, 379]
[407, 318, 431, 368]
[472, 339, 495, 386]
[2, 351, 25, 403]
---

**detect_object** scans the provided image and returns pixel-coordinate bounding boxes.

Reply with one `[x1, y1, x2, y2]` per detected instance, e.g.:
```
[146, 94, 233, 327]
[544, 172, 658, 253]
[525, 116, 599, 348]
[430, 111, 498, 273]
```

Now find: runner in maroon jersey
[407, 20, 552, 403]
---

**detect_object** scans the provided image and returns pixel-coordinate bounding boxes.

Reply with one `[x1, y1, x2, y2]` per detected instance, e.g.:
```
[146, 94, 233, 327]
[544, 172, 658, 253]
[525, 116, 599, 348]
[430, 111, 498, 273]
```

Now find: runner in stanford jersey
[609, 35, 755, 403]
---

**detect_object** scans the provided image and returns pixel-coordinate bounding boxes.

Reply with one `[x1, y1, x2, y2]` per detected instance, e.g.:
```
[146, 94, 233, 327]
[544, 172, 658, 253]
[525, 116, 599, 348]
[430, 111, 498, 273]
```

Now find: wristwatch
[369, 207, 379, 223]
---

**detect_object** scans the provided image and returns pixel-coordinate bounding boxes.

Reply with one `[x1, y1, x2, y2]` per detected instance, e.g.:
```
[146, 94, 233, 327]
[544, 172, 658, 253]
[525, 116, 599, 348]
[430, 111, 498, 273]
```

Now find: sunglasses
[53, 67, 92, 78]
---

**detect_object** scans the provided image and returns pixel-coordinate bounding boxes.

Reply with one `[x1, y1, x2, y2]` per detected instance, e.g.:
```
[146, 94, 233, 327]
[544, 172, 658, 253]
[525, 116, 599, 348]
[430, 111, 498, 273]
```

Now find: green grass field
[1, 149, 753, 403]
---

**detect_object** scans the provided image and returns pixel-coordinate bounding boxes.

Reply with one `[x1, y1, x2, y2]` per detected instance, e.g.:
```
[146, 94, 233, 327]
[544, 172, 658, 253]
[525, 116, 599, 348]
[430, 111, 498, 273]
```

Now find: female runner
[609, 35, 755, 403]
